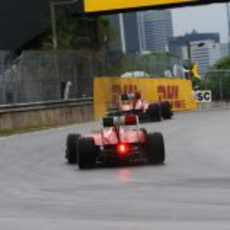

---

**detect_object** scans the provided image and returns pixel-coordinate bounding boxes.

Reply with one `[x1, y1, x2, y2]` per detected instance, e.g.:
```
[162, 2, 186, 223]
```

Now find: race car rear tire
[161, 101, 173, 119]
[146, 132, 165, 164]
[147, 103, 161, 121]
[65, 134, 81, 164]
[78, 137, 99, 169]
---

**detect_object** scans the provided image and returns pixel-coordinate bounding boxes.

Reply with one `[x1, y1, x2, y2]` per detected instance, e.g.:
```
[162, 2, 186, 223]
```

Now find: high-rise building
[138, 10, 173, 53]
[106, 10, 173, 54]
[189, 40, 221, 76]
[168, 32, 221, 76]
[220, 43, 229, 58]
[123, 13, 141, 54]
[106, 15, 123, 53]
[168, 32, 220, 59]
[106, 12, 141, 54]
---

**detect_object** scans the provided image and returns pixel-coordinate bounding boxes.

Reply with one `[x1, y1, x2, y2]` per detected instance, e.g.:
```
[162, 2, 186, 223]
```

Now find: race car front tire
[66, 134, 81, 164]
[146, 132, 165, 164]
[78, 137, 99, 169]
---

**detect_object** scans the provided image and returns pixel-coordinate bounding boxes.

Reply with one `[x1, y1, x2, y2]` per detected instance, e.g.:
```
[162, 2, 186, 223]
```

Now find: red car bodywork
[107, 92, 173, 121]
[65, 114, 165, 168]
[89, 127, 145, 146]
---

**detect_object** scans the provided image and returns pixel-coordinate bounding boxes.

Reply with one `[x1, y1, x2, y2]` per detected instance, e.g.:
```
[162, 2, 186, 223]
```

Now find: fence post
[218, 77, 224, 101]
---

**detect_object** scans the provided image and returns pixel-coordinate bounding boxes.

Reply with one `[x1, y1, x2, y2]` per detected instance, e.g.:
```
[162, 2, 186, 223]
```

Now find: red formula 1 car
[107, 92, 173, 122]
[65, 114, 165, 169]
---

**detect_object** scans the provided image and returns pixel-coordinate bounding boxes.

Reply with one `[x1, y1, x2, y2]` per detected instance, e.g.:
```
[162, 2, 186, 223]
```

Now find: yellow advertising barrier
[94, 77, 197, 120]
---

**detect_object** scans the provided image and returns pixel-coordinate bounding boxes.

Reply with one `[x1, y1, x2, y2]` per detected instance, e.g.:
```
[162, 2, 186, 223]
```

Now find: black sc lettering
[204, 92, 211, 101]
[197, 92, 203, 102]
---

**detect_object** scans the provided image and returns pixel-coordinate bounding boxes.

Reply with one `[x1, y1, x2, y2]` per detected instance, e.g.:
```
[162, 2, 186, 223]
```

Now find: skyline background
[172, 2, 229, 43]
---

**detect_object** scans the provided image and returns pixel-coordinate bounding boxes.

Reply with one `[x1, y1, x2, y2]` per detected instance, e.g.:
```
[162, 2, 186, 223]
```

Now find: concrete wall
[0, 99, 93, 132]
[0, 99, 229, 134]
[197, 101, 230, 110]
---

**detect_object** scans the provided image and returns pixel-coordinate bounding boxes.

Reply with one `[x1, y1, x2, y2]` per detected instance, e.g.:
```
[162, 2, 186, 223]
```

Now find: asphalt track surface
[0, 110, 230, 229]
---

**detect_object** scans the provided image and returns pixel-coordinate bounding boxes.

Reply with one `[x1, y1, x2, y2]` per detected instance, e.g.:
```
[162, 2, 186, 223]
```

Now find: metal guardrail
[0, 97, 94, 133]
[0, 98, 93, 114]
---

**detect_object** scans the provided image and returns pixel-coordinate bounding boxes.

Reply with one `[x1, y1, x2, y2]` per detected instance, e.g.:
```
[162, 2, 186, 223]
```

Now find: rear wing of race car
[102, 114, 139, 127]
[101, 115, 140, 145]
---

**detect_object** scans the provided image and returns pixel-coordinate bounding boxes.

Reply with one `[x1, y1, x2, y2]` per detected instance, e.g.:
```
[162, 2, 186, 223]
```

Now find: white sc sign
[195, 90, 212, 103]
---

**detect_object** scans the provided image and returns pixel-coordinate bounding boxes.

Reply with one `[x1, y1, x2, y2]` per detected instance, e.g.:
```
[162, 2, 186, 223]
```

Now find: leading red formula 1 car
[107, 92, 173, 122]
[65, 114, 165, 169]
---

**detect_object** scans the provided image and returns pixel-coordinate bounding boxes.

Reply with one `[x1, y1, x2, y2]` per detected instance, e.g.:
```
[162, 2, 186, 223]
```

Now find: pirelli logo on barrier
[81, 0, 197, 13]
[93, 77, 197, 120]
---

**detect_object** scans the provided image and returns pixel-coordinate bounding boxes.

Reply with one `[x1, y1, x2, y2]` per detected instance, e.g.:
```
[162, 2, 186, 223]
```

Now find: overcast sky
[172, 2, 229, 43]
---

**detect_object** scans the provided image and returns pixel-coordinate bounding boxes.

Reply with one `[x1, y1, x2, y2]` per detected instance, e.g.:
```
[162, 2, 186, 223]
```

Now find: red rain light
[117, 142, 129, 155]
[125, 114, 137, 125]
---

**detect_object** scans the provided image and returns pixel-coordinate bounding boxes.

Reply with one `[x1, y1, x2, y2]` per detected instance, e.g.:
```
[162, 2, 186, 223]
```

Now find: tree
[205, 56, 230, 101]
[214, 56, 230, 69]
[39, 7, 112, 50]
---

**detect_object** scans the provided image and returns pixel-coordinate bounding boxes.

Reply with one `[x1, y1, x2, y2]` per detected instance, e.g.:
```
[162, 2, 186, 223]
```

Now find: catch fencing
[204, 70, 230, 101]
[0, 50, 180, 105]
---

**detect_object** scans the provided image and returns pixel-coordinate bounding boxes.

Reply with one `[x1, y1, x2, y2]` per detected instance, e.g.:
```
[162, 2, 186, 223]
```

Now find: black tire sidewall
[66, 134, 81, 164]
[145, 132, 165, 164]
[78, 137, 99, 169]
[161, 101, 173, 119]
[147, 103, 161, 121]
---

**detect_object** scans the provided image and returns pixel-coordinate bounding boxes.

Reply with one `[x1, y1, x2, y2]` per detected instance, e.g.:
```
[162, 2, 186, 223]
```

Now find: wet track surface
[0, 110, 230, 229]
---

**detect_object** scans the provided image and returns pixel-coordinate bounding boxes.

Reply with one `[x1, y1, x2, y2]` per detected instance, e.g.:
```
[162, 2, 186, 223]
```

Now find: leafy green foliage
[205, 56, 230, 101]
[214, 56, 230, 69]
[40, 7, 112, 50]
